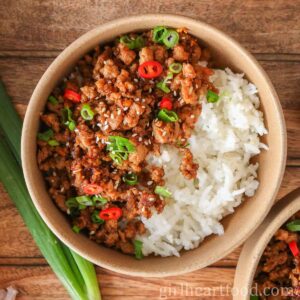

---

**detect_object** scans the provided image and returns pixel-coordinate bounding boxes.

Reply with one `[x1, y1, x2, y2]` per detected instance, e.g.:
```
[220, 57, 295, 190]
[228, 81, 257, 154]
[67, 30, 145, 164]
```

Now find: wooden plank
[0, 0, 299, 54]
[0, 167, 299, 265]
[0, 266, 234, 299]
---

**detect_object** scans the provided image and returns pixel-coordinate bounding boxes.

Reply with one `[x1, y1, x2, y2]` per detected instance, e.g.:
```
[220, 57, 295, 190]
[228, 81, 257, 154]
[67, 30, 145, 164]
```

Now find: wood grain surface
[0, 1, 299, 299]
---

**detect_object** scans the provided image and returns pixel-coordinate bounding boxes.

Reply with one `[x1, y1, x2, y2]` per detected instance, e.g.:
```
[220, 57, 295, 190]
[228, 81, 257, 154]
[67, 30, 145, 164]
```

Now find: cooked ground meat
[37, 27, 216, 256]
[253, 212, 300, 299]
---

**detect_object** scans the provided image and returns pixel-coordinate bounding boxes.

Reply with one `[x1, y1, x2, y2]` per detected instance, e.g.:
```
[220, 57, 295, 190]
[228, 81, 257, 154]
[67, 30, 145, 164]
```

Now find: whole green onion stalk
[0, 81, 101, 300]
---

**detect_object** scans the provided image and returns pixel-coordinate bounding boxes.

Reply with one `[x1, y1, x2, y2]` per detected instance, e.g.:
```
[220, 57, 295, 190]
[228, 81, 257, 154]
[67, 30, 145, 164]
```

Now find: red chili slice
[289, 241, 299, 257]
[138, 61, 163, 79]
[99, 207, 122, 220]
[82, 184, 102, 195]
[64, 89, 81, 102]
[159, 97, 173, 110]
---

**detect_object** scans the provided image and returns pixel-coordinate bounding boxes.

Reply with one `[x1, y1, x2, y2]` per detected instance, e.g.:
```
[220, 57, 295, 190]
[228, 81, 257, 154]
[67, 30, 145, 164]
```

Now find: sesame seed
[147, 181, 153, 186]
[173, 91, 177, 96]
[104, 114, 109, 118]
[90, 231, 95, 235]
[60, 187, 65, 192]
[195, 84, 199, 89]
[101, 107, 106, 113]
[117, 110, 121, 115]
[138, 137, 143, 142]
[123, 107, 129, 111]
[191, 115, 195, 119]
[111, 114, 115, 119]
[97, 123, 101, 127]
[149, 88, 152, 93]
[72, 168, 82, 174]
[96, 136, 99, 143]
[142, 98, 146, 103]
[162, 131, 167, 136]
[142, 105, 146, 109]
[132, 133, 137, 137]
[133, 78, 138, 82]
[74, 128, 79, 133]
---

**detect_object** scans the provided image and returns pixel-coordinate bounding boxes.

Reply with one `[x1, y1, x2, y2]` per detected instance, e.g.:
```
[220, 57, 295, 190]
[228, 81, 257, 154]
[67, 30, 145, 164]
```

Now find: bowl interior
[21, 14, 286, 277]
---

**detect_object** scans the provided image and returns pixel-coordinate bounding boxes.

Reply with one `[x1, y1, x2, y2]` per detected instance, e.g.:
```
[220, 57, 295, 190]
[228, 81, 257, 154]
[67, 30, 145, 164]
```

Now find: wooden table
[0, 1, 299, 299]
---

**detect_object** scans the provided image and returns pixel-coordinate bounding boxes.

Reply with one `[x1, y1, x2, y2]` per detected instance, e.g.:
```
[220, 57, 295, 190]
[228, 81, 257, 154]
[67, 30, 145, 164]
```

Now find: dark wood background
[0, 1, 299, 299]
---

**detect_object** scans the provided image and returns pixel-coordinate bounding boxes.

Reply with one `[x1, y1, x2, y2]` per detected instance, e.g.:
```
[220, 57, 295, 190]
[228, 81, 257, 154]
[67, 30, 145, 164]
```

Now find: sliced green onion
[66, 197, 78, 209]
[91, 210, 105, 224]
[134, 240, 143, 260]
[109, 152, 123, 165]
[107, 136, 135, 164]
[120, 35, 145, 49]
[206, 90, 219, 103]
[76, 196, 94, 206]
[38, 129, 54, 141]
[157, 109, 179, 122]
[48, 95, 58, 105]
[162, 30, 179, 48]
[123, 173, 138, 186]
[156, 81, 170, 93]
[286, 219, 300, 232]
[62, 107, 76, 131]
[152, 26, 168, 43]
[48, 139, 60, 147]
[92, 195, 108, 206]
[81, 104, 94, 121]
[72, 225, 81, 233]
[154, 185, 172, 198]
[169, 63, 182, 74]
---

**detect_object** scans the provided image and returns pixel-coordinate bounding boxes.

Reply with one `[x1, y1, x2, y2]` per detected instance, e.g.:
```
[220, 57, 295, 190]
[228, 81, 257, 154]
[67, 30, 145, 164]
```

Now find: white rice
[139, 68, 268, 257]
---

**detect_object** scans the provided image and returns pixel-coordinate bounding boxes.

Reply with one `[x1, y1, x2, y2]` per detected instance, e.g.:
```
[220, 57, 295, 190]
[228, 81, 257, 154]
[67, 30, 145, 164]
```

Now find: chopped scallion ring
[62, 107, 76, 131]
[120, 35, 145, 49]
[206, 90, 219, 103]
[157, 109, 179, 122]
[107, 136, 135, 164]
[154, 185, 172, 198]
[123, 173, 138, 185]
[169, 62, 182, 74]
[152, 26, 168, 43]
[48, 139, 60, 147]
[72, 225, 81, 233]
[80, 104, 94, 121]
[48, 95, 58, 105]
[92, 195, 108, 206]
[134, 240, 143, 260]
[286, 219, 300, 232]
[91, 210, 105, 224]
[76, 196, 94, 206]
[38, 129, 54, 142]
[162, 30, 179, 48]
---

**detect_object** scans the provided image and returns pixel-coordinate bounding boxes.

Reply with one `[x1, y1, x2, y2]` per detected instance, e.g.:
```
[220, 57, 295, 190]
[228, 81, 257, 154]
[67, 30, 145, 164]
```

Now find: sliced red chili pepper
[82, 184, 102, 195]
[138, 61, 163, 79]
[202, 67, 214, 76]
[289, 240, 299, 257]
[64, 89, 81, 102]
[159, 97, 173, 110]
[99, 207, 122, 220]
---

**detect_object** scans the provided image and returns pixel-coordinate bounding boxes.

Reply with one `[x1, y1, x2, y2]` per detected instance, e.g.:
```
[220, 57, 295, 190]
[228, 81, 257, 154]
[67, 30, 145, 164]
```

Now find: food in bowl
[252, 212, 300, 299]
[36, 26, 267, 258]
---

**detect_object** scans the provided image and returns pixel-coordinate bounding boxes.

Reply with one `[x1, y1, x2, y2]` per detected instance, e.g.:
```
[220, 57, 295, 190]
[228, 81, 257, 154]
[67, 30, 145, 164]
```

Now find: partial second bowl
[21, 14, 286, 277]
[233, 188, 300, 299]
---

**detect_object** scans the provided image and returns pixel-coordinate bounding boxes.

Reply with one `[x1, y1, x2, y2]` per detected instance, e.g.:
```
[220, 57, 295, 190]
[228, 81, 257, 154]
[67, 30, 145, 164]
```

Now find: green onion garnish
[162, 30, 179, 48]
[107, 136, 135, 164]
[286, 219, 300, 232]
[156, 72, 173, 93]
[169, 62, 182, 74]
[66, 198, 78, 209]
[38, 129, 54, 142]
[154, 186, 172, 198]
[152, 26, 168, 43]
[76, 196, 94, 206]
[206, 90, 219, 103]
[92, 195, 108, 206]
[120, 35, 145, 49]
[48, 95, 58, 105]
[91, 210, 105, 224]
[134, 240, 143, 260]
[80, 104, 94, 121]
[48, 139, 60, 147]
[72, 225, 81, 233]
[157, 109, 179, 122]
[62, 107, 76, 131]
[123, 173, 138, 186]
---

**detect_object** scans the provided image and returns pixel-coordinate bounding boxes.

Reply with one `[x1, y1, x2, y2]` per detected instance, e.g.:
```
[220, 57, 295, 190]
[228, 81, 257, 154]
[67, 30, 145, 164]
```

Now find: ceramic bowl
[21, 14, 286, 277]
[233, 188, 300, 299]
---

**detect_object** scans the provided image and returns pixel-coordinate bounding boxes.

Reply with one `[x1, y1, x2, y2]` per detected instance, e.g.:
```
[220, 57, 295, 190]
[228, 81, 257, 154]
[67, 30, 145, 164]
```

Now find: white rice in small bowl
[140, 68, 268, 257]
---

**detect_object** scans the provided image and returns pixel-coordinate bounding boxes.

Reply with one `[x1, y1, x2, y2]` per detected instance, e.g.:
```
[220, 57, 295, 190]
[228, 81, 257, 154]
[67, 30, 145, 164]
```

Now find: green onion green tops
[48, 139, 60, 146]
[156, 72, 173, 93]
[120, 35, 145, 49]
[62, 107, 76, 131]
[72, 225, 81, 233]
[134, 240, 143, 260]
[92, 195, 108, 206]
[37, 129, 59, 147]
[80, 104, 94, 121]
[106, 136, 136, 164]
[154, 186, 172, 198]
[169, 62, 182, 74]
[91, 210, 105, 224]
[48, 95, 58, 105]
[66, 195, 108, 211]
[123, 173, 138, 186]
[157, 109, 179, 123]
[286, 219, 300, 232]
[152, 26, 179, 48]
[206, 90, 219, 103]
